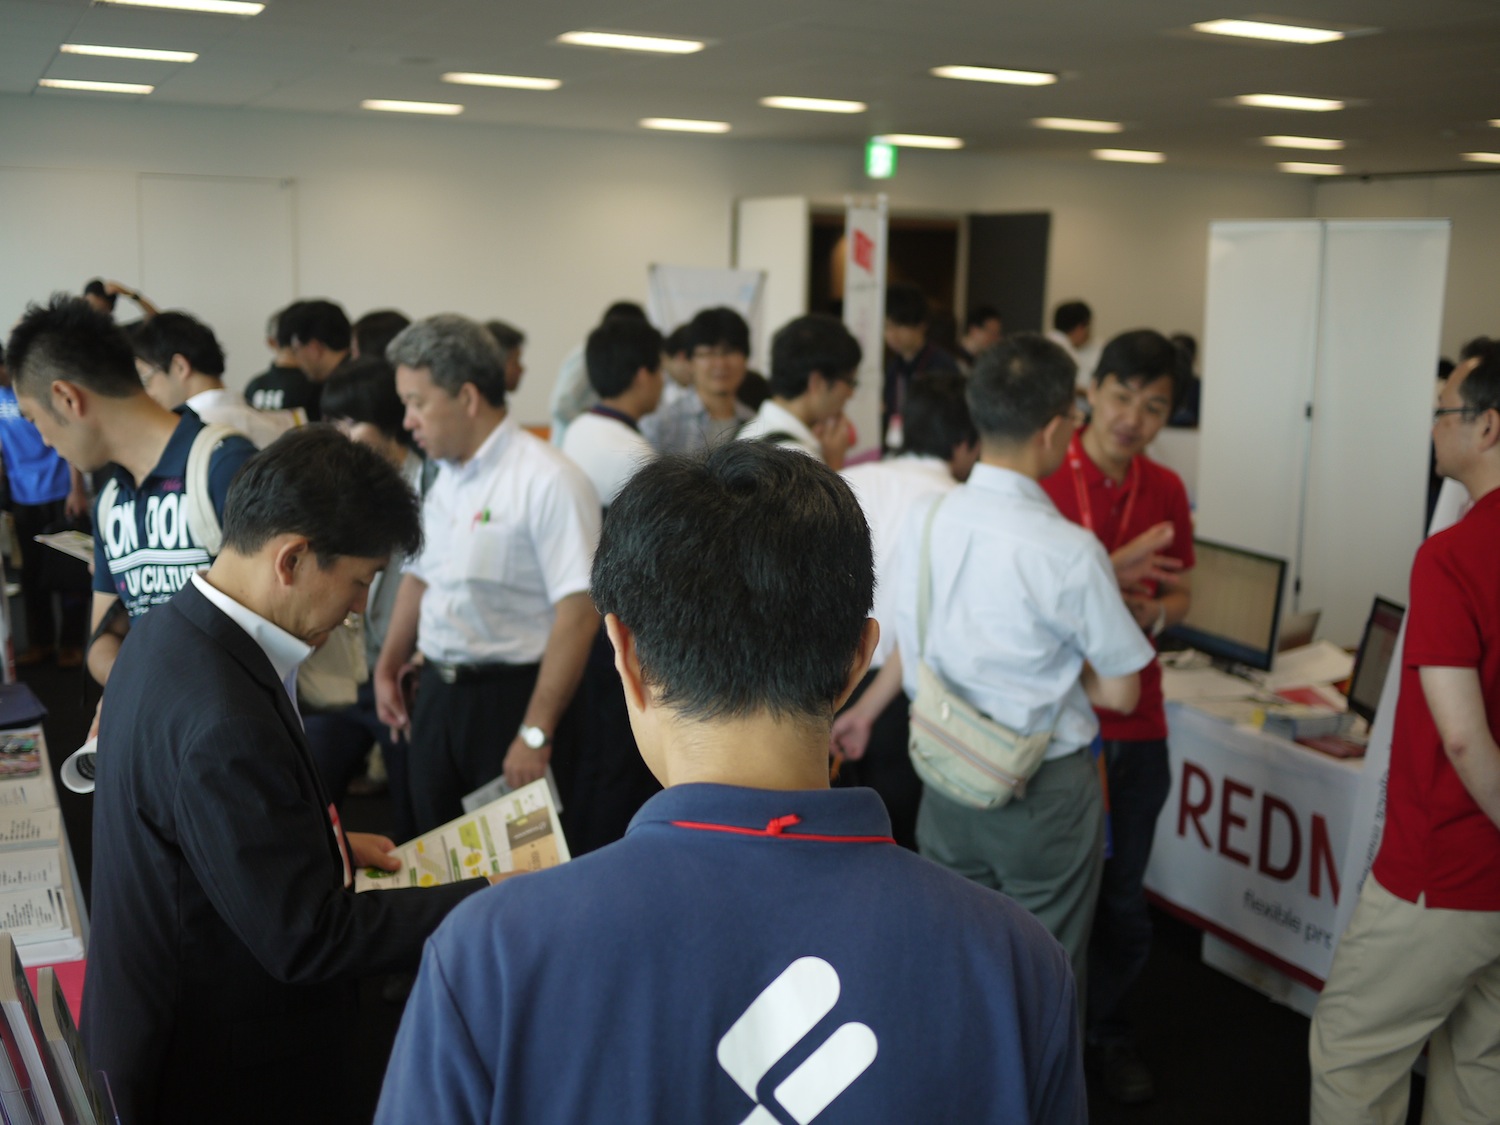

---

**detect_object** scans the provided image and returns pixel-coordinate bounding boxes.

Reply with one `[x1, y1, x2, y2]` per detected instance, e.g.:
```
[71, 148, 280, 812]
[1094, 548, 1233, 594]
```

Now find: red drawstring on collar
[669, 813, 895, 845]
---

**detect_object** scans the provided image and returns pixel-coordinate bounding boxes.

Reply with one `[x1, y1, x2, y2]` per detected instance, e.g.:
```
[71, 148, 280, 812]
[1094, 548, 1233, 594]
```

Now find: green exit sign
[865, 138, 897, 179]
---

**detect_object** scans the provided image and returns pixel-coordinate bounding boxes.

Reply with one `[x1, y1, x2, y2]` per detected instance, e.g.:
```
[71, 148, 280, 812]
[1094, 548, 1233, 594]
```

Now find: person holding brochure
[377, 442, 1085, 1124]
[82, 427, 491, 1125]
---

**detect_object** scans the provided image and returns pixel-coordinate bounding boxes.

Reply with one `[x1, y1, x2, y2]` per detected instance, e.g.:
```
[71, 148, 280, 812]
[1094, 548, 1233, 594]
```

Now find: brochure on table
[356, 777, 569, 892]
[0, 730, 83, 968]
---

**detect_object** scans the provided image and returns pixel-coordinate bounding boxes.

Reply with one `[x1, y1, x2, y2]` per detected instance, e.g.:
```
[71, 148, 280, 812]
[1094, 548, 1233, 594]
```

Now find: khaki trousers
[1309, 877, 1500, 1125]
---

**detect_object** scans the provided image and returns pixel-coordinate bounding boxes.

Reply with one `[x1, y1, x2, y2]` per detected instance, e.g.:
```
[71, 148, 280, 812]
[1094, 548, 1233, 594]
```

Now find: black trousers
[11, 499, 88, 651]
[833, 667, 922, 850]
[303, 681, 416, 843]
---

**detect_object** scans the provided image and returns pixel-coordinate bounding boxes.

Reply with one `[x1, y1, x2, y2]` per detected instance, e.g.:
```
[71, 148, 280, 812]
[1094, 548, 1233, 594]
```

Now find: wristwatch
[518, 724, 550, 751]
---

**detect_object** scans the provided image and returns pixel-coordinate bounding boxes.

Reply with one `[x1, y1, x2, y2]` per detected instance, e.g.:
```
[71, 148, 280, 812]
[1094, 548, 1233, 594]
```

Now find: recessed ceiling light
[1490, 119, 1500, 129]
[1093, 148, 1165, 164]
[362, 99, 464, 116]
[873, 133, 964, 150]
[60, 43, 199, 62]
[1262, 135, 1345, 150]
[640, 117, 730, 133]
[1192, 19, 1344, 45]
[95, 0, 263, 13]
[931, 65, 1056, 86]
[442, 72, 561, 91]
[557, 31, 704, 54]
[1236, 93, 1345, 112]
[759, 96, 866, 114]
[38, 78, 155, 94]
[1033, 117, 1123, 134]
[1279, 161, 1344, 175]
[1461, 152, 1500, 164]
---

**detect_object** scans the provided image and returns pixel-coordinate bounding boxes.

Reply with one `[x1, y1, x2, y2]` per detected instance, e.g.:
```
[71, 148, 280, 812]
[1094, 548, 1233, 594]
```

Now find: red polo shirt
[1372, 488, 1500, 910]
[1041, 432, 1195, 741]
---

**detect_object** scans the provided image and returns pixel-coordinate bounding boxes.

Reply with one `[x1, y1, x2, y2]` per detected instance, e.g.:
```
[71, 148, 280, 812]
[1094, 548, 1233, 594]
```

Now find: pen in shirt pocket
[472, 508, 491, 529]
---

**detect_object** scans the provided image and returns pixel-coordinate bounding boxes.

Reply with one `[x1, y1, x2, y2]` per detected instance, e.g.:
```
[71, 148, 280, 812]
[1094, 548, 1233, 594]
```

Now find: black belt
[425, 660, 539, 685]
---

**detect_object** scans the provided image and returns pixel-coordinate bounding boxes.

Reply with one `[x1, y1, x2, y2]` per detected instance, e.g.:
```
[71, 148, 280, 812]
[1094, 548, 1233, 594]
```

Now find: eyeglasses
[1433, 406, 1480, 422]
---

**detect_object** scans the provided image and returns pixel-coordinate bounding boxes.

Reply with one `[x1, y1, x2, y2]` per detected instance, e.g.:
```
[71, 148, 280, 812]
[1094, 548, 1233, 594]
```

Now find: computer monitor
[1163, 538, 1288, 672]
[1347, 596, 1405, 723]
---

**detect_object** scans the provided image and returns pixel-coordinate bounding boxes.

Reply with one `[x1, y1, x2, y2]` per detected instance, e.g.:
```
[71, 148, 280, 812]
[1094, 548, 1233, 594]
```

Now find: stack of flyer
[0, 730, 78, 962]
[356, 777, 569, 893]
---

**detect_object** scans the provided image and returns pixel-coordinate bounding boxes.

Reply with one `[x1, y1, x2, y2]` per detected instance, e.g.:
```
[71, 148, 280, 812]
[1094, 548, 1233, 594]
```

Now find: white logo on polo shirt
[717, 957, 877, 1124]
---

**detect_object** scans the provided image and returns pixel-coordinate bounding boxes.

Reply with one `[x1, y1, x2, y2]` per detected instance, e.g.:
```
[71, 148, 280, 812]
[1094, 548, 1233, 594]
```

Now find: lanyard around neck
[1067, 430, 1139, 551]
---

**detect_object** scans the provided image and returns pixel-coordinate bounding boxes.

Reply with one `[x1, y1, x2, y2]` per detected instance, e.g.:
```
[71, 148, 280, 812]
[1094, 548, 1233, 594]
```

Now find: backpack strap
[185, 423, 241, 558]
[916, 494, 947, 660]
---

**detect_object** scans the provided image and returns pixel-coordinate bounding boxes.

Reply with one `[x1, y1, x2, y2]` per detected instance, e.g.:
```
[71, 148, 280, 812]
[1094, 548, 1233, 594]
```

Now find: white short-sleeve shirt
[406, 415, 602, 665]
[737, 399, 821, 459]
[891, 463, 1155, 759]
[185, 388, 299, 449]
[560, 410, 655, 508]
[841, 455, 956, 668]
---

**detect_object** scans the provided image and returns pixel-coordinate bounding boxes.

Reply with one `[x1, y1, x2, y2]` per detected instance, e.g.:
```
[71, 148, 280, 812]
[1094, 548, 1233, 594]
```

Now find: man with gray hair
[374, 315, 602, 833]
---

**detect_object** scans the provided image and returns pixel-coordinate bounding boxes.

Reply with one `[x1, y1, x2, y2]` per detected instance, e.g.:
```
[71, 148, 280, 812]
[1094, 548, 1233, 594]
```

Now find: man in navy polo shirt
[377, 442, 1084, 1125]
[5, 295, 257, 695]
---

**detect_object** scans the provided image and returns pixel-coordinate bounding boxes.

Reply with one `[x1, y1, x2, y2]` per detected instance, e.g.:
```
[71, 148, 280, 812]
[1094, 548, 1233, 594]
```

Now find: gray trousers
[916, 747, 1105, 1008]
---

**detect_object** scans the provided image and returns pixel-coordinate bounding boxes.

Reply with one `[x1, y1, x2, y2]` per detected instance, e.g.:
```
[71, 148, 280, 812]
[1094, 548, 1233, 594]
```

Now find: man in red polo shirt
[1310, 341, 1500, 1124]
[1040, 328, 1193, 1105]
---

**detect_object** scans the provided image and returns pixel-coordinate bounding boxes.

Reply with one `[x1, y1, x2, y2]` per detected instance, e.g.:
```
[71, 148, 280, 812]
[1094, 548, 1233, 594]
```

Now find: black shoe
[1100, 1041, 1155, 1105]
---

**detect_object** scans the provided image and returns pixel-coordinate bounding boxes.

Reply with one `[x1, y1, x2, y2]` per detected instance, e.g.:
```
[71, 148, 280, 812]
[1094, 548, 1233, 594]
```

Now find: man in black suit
[81, 427, 491, 1125]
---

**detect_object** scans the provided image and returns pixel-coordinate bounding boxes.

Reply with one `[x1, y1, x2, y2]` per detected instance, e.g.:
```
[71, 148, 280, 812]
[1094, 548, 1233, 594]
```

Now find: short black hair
[1170, 332, 1198, 366]
[664, 325, 691, 358]
[283, 299, 351, 352]
[274, 301, 305, 348]
[603, 301, 648, 324]
[686, 307, 750, 356]
[586, 318, 662, 399]
[1093, 329, 1178, 397]
[967, 332, 1076, 444]
[1458, 340, 1500, 416]
[319, 357, 414, 449]
[83, 279, 117, 311]
[965, 304, 1001, 332]
[386, 314, 507, 407]
[1053, 301, 1092, 334]
[221, 425, 422, 564]
[6, 294, 141, 403]
[903, 372, 978, 459]
[884, 283, 929, 328]
[353, 310, 411, 361]
[484, 319, 525, 360]
[768, 314, 861, 399]
[132, 311, 227, 377]
[592, 442, 873, 724]
[1459, 335, 1492, 362]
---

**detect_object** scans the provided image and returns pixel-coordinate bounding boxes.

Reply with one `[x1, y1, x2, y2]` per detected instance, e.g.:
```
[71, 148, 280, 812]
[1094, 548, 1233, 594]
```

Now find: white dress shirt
[736, 398, 821, 459]
[560, 410, 655, 507]
[890, 463, 1155, 760]
[406, 414, 601, 665]
[840, 454, 956, 668]
[191, 573, 312, 720]
[186, 388, 299, 449]
[1045, 330, 1102, 392]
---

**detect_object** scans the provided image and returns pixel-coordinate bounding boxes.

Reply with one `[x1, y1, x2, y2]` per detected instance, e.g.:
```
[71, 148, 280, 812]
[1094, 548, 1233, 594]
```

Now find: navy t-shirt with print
[92, 411, 258, 618]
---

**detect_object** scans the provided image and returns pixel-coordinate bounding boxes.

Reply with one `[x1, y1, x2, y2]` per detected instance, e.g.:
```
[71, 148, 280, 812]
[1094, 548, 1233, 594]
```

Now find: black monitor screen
[1164, 538, 1287, 671]
[1347, 597, 1405, 723]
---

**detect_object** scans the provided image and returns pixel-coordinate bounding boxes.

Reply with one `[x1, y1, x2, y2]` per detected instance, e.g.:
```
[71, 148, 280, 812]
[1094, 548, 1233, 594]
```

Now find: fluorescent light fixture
[1236, 93, 1345, 112]
[640, 117, 730, 133]
[1461, 152, 1500, 164]
[38, 78, 154, 94]
[931, 64, 1056, 86]
[557, 31, 703, 54]
[760, 96, 866, 114]
[873, 133, 964, 150]
[96, 0, 264, 13]
[1093, 148, 1165, 164]
[443, 72, 560, 91]
[1192, 19, 1344, 44]
[1490, 119, 1500, 128]
[1279, 161, 1343, 175]
[60, 43, 198, 62]
[361, 99, 464, 116]
[1262, 134, 1345, 150]
[1033, 116, 1123, 134]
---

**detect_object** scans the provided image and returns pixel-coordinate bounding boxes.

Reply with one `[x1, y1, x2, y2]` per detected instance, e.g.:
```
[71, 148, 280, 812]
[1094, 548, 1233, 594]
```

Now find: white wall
[1315, 172, 1500, 358]
[0, 93, 1312, 423]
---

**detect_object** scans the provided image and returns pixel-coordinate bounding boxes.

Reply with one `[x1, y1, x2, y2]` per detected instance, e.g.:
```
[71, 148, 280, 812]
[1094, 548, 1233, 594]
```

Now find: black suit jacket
[82, 581, 484, 1125]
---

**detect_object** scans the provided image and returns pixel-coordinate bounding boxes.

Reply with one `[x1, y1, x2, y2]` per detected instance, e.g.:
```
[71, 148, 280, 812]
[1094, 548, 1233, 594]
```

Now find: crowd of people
[0, 275, 1494, 1124]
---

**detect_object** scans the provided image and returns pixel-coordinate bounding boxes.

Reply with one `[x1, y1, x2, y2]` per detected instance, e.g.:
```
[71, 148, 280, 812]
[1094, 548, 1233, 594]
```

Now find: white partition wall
[1197, 220, 1450, 646]
[733, 196, 810, 368]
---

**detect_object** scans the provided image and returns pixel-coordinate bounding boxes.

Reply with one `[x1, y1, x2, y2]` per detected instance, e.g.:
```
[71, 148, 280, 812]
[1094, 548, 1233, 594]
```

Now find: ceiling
[5, 0, 1500, 176]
